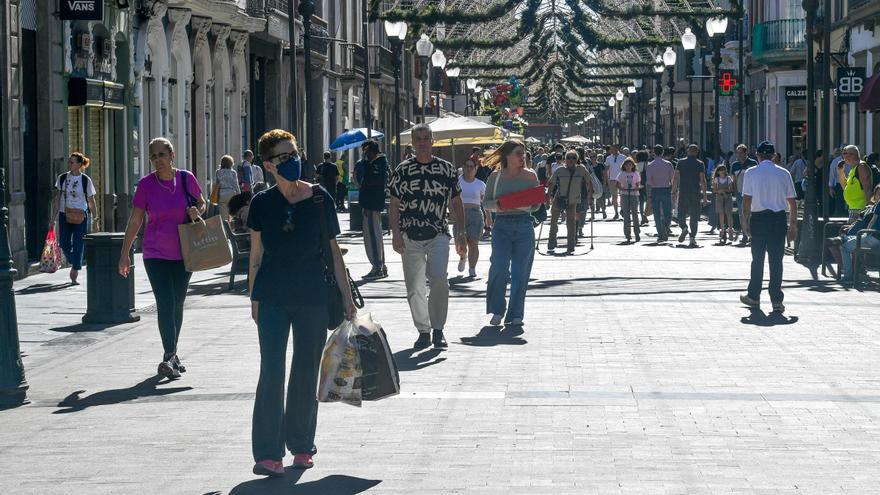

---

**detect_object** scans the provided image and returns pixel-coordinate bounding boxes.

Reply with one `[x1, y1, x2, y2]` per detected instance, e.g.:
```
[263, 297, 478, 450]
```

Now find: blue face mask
[276, 157, 301, 182]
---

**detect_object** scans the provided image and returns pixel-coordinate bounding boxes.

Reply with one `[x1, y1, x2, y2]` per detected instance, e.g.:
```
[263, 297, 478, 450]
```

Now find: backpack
[869, 163, 880, 190]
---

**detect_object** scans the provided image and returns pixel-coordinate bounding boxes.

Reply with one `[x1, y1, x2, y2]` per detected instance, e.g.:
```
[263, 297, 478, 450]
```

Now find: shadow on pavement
[460, 326, 528, 347]
[50, 322, 119, 333]
[740, 309, 799, 327]
[15, 282, 75, 295]
[228, 474, 381, 495]
[392, 348, 446, 371]
[53, 375, 192, 414]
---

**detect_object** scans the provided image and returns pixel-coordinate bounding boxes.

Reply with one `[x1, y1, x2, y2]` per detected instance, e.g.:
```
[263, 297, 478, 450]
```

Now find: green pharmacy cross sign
[718, 71, 738, 96]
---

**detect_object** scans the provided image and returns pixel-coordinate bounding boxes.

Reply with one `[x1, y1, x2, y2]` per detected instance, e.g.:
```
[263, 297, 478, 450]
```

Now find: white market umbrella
[525, 136, 542, 144]
[560, 135, 590, 145]
[398, 116, 503, 147]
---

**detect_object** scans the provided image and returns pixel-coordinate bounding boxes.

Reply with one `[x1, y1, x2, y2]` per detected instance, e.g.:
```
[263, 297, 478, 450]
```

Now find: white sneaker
[489, 314, 503, 326]
[457, 257, 467, 273]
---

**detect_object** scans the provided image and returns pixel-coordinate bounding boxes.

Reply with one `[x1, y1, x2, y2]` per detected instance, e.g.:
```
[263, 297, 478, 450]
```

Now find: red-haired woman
[50, 152, 98, 284]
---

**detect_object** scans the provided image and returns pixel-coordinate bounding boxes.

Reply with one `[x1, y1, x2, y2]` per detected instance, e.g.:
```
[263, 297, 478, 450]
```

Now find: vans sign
[60, 0, 103, 21]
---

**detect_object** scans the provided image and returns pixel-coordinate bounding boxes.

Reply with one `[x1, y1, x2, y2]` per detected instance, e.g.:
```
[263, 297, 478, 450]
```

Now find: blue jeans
[58, 212, 89, 270]
[487, 215, 536, 321]
[252, 303, 328, 462]
[841, 234, 880, 280]
[650, 188, 672, 236]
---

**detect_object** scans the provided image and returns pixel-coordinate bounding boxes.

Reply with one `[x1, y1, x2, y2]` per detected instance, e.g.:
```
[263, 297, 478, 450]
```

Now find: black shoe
[635, 233, 641, 242]
[689, 238, 698, 247]
[158, 360, 180, 379]
[678, 230, 688, 243]
[413, 333, 431, 350]
[602, 211, 607, 219]
[362, 267, 386, 280]
[432, 329, 448, 349]
[547, 241, 557, 250]
[171, 354, 186, 373]
[612, 214, 619, 221]
[577, 230, 585, 238]
[566, 247, 575, 254]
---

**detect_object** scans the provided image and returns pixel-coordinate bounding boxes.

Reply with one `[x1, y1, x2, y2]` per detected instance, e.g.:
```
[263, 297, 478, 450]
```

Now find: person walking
[50, 152, 99, 285]
[788, 152, 807, 201]
[841, 145, 874, 222]
[739, 141, 797, 313]
[646, 144, 674, 242]
[635, 150, 650, 226]
[712, 164, 735, 244]
[316, 151, 340, 202]
[616, 158, 642, 242]
[672, 144, 709, 247]
[604, 145, 626, 220]
[456, 159, 489, 278]
[358, 140, 389, 280]
[547, 151, 591, 254]
[238, 150, 255, 193]
[389, 123, 466, 350]
[482, 141, 541, 326]
[730, 144, 758, 245]
[247, 129, 357, 476]
[591, 149, 607, 219]
[213, 155, 241, 220]
[118, 137, 206, 379]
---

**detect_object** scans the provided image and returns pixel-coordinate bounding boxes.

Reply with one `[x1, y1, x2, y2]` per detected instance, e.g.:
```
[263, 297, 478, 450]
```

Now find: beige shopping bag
[178, 215, 233, 272]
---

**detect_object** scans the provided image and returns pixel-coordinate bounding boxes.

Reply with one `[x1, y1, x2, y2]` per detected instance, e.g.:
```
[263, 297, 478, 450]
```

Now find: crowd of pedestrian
[60, 119, 875, 480]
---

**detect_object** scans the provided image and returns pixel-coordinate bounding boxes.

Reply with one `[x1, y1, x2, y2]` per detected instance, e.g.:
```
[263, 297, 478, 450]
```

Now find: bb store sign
[60, 0, 103, 21]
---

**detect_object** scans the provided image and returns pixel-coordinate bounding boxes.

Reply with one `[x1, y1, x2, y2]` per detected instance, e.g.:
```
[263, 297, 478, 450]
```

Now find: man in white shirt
[604, 144, 626, 220]
[739, 141, 798, 313]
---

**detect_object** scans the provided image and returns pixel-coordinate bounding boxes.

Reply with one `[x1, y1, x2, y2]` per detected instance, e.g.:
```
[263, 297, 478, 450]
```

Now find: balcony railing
[752, 19, 806, 66]
[246, 0, 289, 18]
[849, 0, 871, 11]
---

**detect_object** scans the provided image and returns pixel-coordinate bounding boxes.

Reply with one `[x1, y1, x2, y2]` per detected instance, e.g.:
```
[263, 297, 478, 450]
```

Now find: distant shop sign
[836, 67, 865, 104]
[785, 87, 807, 100]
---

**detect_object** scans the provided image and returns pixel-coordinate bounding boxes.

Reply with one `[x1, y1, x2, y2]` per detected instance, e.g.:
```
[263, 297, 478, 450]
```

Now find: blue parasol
[329, 128, 385, 152]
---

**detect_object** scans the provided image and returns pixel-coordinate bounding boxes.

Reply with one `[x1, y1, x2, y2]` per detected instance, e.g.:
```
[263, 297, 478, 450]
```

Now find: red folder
[497, 186, 546, 209]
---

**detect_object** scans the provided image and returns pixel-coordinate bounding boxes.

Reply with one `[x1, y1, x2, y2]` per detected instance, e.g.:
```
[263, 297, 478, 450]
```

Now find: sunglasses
[265, 151, 298, 164]
[282, 204, 297, 233]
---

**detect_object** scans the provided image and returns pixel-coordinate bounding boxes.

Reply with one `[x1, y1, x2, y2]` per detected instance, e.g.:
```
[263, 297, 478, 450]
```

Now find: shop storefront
[784, 86, 807, 159]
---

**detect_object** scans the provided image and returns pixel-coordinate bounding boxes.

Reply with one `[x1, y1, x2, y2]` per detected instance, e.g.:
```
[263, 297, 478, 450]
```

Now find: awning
[859, 72, 880, 113]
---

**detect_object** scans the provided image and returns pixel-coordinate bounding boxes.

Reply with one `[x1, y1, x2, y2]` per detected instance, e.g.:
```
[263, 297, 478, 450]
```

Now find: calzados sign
[60, 0, 103, 21]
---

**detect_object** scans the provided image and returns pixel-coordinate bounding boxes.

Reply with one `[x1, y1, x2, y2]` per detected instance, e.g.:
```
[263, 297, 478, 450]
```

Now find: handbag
[209, 180, 221, 205]
[178, 170, 233, 272]
[39, 230, 63, 273]
[314, 185, 364, 330]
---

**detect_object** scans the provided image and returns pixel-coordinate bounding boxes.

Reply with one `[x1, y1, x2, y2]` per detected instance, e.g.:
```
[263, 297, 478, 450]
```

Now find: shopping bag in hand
[318, 320, 363, 407]
[178, 215, 232, 272]
[39, 230, 63, 273]
[354, 313, 400, 402]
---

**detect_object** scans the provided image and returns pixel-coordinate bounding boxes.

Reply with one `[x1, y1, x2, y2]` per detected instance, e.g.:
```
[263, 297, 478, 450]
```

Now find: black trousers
[677, 194, 701, 238]
[747, 210, 787, 303]
[143, 259, 192, 357]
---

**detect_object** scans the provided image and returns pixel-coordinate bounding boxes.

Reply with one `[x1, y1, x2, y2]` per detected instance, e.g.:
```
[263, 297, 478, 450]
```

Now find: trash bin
[82, 233, 140, 324]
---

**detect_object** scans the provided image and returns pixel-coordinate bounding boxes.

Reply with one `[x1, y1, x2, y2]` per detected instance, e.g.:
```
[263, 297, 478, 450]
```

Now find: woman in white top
[455, 159, 489, 278]
[50, 152, 98, 284]
[213, 155, 241, 220]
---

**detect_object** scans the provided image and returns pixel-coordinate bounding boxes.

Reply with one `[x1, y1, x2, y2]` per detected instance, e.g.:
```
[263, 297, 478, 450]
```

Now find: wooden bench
[853, 229, 880, 290]
[222, 219, 250, 291]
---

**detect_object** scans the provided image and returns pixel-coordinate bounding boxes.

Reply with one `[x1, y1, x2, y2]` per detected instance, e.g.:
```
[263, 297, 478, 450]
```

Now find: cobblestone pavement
[2, 216, 879, 494]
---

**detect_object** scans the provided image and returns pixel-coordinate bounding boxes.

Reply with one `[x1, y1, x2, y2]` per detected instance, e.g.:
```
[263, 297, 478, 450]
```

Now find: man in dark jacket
[359, 140, 389, 280]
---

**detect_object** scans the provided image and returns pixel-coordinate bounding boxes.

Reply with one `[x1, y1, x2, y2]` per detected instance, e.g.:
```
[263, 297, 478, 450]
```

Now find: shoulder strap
[312, 185, 334, 278]
[180, 170, 197, 207]
[60, 173, 69, 209]
[81, 174, 89, 196]
[492, 171, 501, 200]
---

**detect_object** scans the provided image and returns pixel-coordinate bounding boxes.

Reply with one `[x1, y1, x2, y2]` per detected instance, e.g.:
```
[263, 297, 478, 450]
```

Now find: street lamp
[798, 0, 821, 268]
[430, 49, 447, 117]
[609, 97, 618, 143]
[634, 78, 643, 146]
[415, 34, 433, 121]
[384, 20, 407, 164]
[682, 27, 697, 145]
[298, 0, 316, 177]
[706, 13, 728, 170]
[466, 78, 477, 116]
[446, 66, 460, 114]
[654, 55, 665, 145]
[664, 46, 677, 148]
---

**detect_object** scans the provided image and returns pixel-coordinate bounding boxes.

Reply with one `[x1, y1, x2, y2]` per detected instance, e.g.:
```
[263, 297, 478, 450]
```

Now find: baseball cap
[757, 141, 775, 154]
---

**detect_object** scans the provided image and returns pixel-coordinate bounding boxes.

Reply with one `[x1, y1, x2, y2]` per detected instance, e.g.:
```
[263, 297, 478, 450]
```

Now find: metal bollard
[82, 233, 140, 324]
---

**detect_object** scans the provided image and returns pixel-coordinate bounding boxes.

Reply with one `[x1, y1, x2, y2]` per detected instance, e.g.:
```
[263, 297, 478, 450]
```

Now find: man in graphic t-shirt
[389, 123, 466, 351]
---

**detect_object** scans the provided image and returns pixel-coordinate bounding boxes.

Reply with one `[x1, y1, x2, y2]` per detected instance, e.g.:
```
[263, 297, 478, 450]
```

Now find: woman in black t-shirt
[247, 129, 356, 477]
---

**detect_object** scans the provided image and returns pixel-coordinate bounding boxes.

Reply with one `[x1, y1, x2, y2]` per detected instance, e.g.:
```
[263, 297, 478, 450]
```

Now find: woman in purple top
[118, 137, 206, 379]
